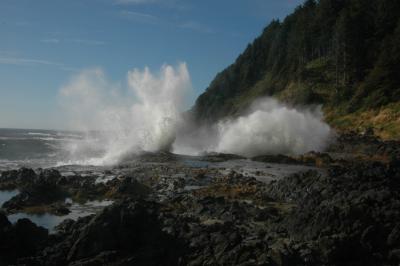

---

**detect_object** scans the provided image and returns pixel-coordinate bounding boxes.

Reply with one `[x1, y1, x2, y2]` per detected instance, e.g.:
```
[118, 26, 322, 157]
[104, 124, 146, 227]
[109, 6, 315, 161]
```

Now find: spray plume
[59, 63, 332, 165]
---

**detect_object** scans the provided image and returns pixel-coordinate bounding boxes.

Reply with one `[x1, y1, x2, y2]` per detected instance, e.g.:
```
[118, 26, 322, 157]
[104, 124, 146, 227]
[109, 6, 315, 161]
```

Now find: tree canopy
[193, 0, 400, 125]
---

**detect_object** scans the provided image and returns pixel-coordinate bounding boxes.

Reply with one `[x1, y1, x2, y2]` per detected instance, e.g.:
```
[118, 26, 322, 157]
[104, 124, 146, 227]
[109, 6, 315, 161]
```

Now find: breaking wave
[59, 63, 332, 165]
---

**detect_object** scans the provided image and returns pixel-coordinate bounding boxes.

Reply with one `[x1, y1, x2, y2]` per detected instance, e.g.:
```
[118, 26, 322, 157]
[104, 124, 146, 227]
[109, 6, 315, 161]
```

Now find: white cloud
[179, 21, 214, 34]
[114, 0, 188, 10]
[41, 38, 60, 44]
[0, 56, 77, 71]
[120, 10, 162, 25]
[0, 57, 62, 66]
[15, 21, 31, 27]
[120, 11, 214, 33]
[69, 39, 106, 46]
[40, 38, 106, 46]
[115, 0, 157, 4]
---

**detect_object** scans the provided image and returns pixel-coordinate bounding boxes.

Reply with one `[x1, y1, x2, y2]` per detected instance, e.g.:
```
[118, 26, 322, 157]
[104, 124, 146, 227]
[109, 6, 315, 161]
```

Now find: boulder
[388, 224, 400, 247]
[106, 177, 151, 199]
[66, 200, 184, 265]
[14, 218, 48, 258]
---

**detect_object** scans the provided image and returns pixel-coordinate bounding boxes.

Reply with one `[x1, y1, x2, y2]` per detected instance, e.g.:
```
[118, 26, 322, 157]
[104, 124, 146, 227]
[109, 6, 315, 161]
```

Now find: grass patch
[325, 102, 400, 140]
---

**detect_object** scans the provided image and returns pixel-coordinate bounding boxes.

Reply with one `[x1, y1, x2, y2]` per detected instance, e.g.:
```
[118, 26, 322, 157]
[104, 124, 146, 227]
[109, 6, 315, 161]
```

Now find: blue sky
[0, 0, 303, 130]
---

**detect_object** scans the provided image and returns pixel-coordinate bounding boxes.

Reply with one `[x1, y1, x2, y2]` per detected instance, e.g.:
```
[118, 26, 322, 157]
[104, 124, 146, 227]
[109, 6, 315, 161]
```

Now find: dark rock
[252, 154, 299, 164]
[38, 168, 62, 183]
[68, 250, 119, 266]
[0, 212, 11, 230]
[65, 200, 185, 265]
[2, 169, 68, 213]
[55, 218, 75, 234]
[106, 176, 151, 199]
[388, 224, 400, 247]
[14, 218, 48, 257]
[0, 216, 48, 264]
[202, 152, 245, 162]
[0, 134, 400, 266]
[51, 203, 71, 215]
[15, 168, 37, 183]
[0, 168, 37, 190]
[362, 127, 375, 137]
[389, 249, 400, 262]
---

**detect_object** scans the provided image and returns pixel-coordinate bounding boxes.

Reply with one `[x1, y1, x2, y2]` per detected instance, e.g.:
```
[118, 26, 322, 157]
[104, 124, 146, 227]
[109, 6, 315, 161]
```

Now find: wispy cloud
[0, 56, 77, 71]
[69, 39, 106, 46]
[115, 0, 157, 4]
[0, 57, 62, 66]
[41, 38, 60, 44]
[114, 0, 189, 10]
[120, 10, 214, 33]
[40, 38, 106, 46]
[15, 21, 31, 27]
[120, 10, 163, 25]
[179, 21, 214, 34]
[0, 20, 33, 27]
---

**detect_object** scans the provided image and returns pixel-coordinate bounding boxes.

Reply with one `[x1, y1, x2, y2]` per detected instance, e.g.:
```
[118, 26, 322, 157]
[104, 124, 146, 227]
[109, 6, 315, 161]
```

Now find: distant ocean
[0, 128, 84, 171]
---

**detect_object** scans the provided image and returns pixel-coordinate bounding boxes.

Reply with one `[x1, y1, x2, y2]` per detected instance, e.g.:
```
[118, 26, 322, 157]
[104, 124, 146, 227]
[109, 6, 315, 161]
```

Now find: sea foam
[59, 63, 332, 165]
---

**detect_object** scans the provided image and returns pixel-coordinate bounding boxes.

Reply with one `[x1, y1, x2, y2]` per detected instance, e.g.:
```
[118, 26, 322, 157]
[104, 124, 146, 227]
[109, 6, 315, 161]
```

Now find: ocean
[0, 128, 84, 171]
[0, 128, 118, 231]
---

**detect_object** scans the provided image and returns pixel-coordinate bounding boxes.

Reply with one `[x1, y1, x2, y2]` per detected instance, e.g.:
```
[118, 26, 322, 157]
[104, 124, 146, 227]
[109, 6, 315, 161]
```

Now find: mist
[216, 99, 332, 156]
[59, 63, 332, 165]
[59, 63, 191, 165]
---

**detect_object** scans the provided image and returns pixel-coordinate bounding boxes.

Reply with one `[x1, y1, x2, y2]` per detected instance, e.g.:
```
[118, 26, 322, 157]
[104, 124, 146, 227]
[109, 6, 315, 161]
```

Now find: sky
[0, 0, 304, 130]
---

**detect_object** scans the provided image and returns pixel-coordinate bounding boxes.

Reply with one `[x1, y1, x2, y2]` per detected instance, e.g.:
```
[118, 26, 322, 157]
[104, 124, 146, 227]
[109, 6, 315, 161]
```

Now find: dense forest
[192, 0, 400, 138]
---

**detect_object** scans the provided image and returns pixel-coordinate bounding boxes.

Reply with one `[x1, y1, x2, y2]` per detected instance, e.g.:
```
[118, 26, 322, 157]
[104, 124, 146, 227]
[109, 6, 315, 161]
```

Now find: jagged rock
[38, 168, 62, 183]
[105, 176, 151, 199]
[45, 200, 186, 265]
[252, 154, 299, 164]
[0, 135, 399, 265]
[0, 212, 11, 230]
[387, 224, 400, 247]
[0, 214, 48, 265]
[14, 218, 48, 257]
[389, 249, 400, 262]
[0, 168, 37, 190]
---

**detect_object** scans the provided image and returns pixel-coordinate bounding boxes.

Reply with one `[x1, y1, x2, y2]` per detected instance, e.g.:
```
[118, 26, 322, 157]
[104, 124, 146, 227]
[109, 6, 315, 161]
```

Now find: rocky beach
[0, 132, 399, 266]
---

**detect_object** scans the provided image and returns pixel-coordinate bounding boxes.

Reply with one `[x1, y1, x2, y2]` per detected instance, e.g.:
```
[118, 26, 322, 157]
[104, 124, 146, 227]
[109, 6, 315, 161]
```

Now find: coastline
[0, 132, 399, 265]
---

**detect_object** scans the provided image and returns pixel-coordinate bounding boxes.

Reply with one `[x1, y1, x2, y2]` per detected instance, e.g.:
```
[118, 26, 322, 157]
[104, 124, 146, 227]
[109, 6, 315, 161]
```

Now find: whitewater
[0, 63, 332, 168]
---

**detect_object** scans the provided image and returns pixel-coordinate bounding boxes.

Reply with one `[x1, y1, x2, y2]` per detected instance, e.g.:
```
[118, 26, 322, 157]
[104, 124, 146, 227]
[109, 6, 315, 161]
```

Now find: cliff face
[192, 0, 400, 139]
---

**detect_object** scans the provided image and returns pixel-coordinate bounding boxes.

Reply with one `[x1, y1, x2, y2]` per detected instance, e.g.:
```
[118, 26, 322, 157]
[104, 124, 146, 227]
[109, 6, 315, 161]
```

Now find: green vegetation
[192, 0, 400, 139]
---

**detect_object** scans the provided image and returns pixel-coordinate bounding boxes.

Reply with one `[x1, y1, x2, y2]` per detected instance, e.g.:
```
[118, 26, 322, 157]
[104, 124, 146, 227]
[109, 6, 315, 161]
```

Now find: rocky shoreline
[1, 133, 400, 266]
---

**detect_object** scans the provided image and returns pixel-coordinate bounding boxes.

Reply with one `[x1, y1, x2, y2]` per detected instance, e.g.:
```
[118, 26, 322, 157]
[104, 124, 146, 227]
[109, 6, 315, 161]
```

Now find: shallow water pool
[8, 199, 113, 233]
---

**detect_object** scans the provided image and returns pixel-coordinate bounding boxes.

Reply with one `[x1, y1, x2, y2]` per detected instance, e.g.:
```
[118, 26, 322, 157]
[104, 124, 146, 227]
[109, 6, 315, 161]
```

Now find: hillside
[192, 0, 400, 139]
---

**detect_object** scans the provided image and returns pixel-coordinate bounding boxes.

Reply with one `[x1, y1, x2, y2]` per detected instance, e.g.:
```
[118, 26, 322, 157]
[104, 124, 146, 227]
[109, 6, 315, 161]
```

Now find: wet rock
[328, 131, 400, 163]
[362, 127, 375, 137]
[0, 213, 13, 263]
[2, 177, 67, 213]
[265, 161, 400, 265]
[252, 154, 299, 164]
[387, 224, 400, 247]
[14, 218, 48, 257]
[0, 211, 11, 230]
[51, 203, 71, 215]
[389, 249, 400, 262]
[202, 152, 245, 162]
[68, 250, 119, 266]
[64, 200, 185, 265]
[55, 218, 75, 234]
[105, 176, 151, 199]
[38, 168, 62, 183]
[0, 167, 37, 190]
[296, 152, 334, 167]
[0, 214, 48, 264]
[0, 136, 399, 266]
